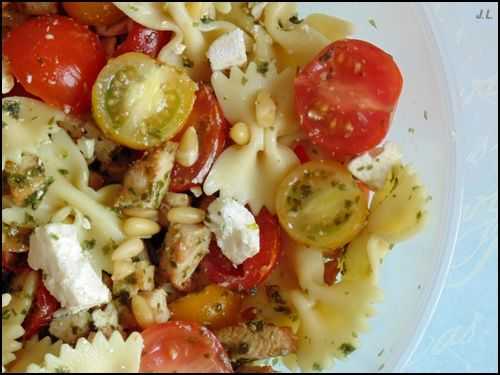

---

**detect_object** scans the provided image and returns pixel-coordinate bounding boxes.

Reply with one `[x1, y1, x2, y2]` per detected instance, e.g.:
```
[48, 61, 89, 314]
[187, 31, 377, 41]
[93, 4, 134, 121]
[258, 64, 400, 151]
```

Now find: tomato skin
[201, 208, 281, 292]
[293, 143, 310, 164]
[170, 84, 229, 192]
[140, 321, 233, 373]
[114, 22, 171, 58]
[63, 2, 125, 27]
[295, 39, 403, 160]
[4, 15, 106, 114]
[22, 275, 60, 339]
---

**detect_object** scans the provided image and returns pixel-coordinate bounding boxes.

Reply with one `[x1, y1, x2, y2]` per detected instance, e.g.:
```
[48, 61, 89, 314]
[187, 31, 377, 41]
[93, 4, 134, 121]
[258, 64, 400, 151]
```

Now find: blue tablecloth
[406, 3, 498, 373]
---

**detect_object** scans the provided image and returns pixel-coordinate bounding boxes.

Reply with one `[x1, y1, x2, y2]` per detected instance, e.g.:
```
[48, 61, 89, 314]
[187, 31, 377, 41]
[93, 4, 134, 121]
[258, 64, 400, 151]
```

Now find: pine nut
[122, 207, 159, 221]
[123, 217, 161, 237]
[255, 90, 276, 128]
[112, 260, 135, 281]
[131, 294, 154, 329]
[112, 238, 144, 261]
[167, 206, 205, 224]
[176, 126, 199, 167]
[230, 122, 250, 145]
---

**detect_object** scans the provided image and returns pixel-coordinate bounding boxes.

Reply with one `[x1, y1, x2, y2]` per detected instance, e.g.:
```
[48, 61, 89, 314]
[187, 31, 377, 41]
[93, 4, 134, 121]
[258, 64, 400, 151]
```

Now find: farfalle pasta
[2, 2, 429, 373]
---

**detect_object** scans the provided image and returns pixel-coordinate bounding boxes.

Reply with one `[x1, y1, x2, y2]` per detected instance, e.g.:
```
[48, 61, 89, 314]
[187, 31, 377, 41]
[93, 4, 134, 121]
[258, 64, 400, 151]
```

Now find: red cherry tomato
[140, 321, 233, 373]
[170, 84, 229, 192]
[22, 274, 60, 339]
[201, 208, 281, 292]
[3, 15, 106, 114]
[295, 39, 403, 160]
[114, 22, 171, 58]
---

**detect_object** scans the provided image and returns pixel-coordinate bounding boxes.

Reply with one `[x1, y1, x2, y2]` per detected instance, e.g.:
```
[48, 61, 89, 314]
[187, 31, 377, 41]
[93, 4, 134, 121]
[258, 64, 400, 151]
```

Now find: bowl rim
[391, 4, 464, 372]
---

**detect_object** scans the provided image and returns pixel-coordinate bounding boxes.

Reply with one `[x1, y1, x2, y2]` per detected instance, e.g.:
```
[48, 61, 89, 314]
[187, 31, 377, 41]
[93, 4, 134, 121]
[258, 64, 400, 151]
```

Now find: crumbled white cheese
[206, 197, 260, 266]
[347, 142, 402, 189]
[2, 57, 14, 95]
[77, 137, 96, 161]
[207, 28, 247, 71]
[28, 224, 111, 313]
[91, 303, 119, 331]
[248, 2, 268, 19]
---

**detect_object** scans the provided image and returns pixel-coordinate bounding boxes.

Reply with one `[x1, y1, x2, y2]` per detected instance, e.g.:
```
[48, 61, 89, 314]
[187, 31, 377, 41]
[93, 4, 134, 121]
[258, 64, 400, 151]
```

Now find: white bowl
[296, 3, 462, 372]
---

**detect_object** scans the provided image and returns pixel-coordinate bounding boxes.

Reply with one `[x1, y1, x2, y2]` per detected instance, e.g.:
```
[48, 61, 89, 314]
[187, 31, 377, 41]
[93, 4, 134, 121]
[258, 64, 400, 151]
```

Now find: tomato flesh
[114, 22, 171, 58]
[4, 15, 106, 114]
[201, 208, 281, 292]
[22, 274, 60, 339]
[170, 84, 229, 192]
[295, 39, 403, 160]
[140, 321, 233, 373]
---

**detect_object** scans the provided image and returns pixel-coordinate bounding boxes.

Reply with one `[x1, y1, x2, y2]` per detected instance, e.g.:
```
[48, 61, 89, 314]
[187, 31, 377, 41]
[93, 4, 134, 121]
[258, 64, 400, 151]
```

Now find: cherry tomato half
[114, 22, 171, 58]
[170, 84, 229, 192]
[140, 321, 233, 373]
[295, 39, 403, 160]
[22, 274, 60, 339]
[201, 208, 281, 292]
[4, 15, 106, 114]
[63, 2, 125, 27]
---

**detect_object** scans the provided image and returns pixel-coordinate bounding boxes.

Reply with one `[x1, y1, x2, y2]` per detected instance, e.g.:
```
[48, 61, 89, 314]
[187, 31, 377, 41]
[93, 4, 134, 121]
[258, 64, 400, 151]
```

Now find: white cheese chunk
[347, 142, 402, 189]
[28, 224, 111, 313]
[2, 57, 15, 95]
[248, 2, 268, 19]
[206, 197, 260, 266]
[207, 28, 247, 71]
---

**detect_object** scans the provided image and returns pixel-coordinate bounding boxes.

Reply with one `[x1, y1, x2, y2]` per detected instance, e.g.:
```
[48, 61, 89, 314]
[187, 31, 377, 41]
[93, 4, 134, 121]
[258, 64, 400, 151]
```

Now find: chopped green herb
[50, 233, 59, 240]
[2, 121, 7, 128]
[289, 14, 303, 24]
[128, 5, 139, 11]
[2, 309, 12, 320]
[2, 100, 21, 119]
[246, 223, 259, 230]
[408, 127, 415, 134]
[256, 61, 269, 75]
[182, 56, 194, 68]
[200, 15, 215, 24]
[82, 239, 96, 251]
[339, 342, 356, 356]
[424, 110, 429, 120]
[416, 210, 423, 221]
[312, 362, 322, 371]
[377, 348, 385, 357]
[368, 18, 377, 29]
[58, 169, 69, 176]
[241, 76, 248, 85]
[378, 363, 385, 371]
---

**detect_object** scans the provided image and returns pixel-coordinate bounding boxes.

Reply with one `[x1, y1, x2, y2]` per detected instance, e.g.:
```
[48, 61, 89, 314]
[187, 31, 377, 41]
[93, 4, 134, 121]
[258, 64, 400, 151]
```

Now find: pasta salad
[2, 2, 430, 373]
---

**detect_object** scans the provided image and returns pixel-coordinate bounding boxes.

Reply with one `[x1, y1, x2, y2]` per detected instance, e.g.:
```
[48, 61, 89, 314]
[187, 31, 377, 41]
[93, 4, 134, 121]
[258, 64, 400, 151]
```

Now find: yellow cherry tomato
[169, 285, 242, 329]
[92, 52, 197, 150]
[276, 160, 368, 251]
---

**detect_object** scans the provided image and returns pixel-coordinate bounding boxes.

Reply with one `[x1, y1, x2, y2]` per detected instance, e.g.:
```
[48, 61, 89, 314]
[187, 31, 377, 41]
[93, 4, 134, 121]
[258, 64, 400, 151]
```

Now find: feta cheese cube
[206, 197, 260, 266]
[207, 28, 247, 71]
[28, 224, 111, 313]
[347, 142, 402, 189]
